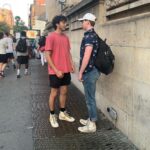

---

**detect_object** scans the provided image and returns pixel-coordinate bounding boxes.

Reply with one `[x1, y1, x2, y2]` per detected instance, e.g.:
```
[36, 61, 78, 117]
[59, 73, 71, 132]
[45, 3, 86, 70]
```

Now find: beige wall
[45, 0, 82, 22]
[66, 0, 82, 6]
[30, 2, 46, 30]
[67, 1, 150, 150]
[32, 19, 46, 33]
[45, 0, 61, 21]
[98, 13, 150, 150]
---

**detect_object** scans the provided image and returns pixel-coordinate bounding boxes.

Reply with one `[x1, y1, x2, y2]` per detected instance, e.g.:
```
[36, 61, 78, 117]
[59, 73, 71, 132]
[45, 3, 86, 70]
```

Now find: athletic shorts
[17, 56, 29, 64]
[0, 54, 7, 63]
[49, 73, 71, 88]
[6, 53, 14, 59]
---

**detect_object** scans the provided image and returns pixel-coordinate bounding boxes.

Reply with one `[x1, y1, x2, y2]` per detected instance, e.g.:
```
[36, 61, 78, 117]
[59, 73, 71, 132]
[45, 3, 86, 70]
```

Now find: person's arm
[11, 39, 14, 51]
[4, 38, 8, 49]
[67, 37, 75, 73]
[26, 39, 31, 57]
[45, 50, 64, 78]
[69, 51, 75, 73]
[78, 45, 93, 81]
[14, 39, 19, 51]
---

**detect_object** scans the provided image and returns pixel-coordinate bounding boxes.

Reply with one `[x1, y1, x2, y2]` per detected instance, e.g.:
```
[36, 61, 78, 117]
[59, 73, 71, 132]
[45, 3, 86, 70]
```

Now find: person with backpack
[77, 13, 100, 133]
[38, 35, 47, 66]
[15, 31, 30, 78]
[45, 15, 75, 128]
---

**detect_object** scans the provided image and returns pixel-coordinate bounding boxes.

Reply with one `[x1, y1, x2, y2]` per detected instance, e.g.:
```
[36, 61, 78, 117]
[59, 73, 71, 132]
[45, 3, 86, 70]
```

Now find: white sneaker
[17, 74, 21, 78]
[49, 114, 59, 128]
[80, 118, 90, 126]
[78, 121, 96, 133]
[24, 71, 28, 75]
[59, 111, 75, 122]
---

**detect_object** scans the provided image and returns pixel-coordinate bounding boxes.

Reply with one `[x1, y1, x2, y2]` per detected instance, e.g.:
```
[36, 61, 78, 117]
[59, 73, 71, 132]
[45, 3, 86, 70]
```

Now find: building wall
[0, 8, 14, 28]
[34, 5, 45, 17]
[67, 1, 150, 150]
[34, 6, 46, 33]
[30, 0, 46, 29]
[45, 0, 82, 22]
[66, 0, 82, 6]
[32, 19, 46, 33]
[45, 0, 150, 149]
[45, 0, 61, 22]
[35, 0, 45, 5]
[98, 2, 150, 149]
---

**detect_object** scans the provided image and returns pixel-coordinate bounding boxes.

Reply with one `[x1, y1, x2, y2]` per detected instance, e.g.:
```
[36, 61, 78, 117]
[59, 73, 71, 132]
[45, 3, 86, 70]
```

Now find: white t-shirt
[0, 38, 7, 54]
[5, 37, 14, 53]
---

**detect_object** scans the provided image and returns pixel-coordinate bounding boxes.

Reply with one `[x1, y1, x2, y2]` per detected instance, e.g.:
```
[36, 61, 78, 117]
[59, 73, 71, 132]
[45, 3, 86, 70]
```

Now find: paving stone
[30, 60, 138, 150]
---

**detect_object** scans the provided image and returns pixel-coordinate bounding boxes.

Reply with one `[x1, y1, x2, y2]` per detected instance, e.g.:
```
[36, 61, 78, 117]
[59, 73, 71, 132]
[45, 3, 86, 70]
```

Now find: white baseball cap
[78, 13, 96, 22]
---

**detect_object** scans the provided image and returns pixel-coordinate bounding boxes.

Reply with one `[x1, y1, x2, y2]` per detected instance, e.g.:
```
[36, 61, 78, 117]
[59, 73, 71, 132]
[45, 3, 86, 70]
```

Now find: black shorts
[6, 53, 14, 59]
[0, 54, 7, 63]
[49, 73, 71, 88]
[17, 56, 29, 64]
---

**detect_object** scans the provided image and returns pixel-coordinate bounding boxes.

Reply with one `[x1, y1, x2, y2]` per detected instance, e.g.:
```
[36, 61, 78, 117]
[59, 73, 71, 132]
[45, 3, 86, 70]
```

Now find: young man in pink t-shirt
[45, 15, 75, 128]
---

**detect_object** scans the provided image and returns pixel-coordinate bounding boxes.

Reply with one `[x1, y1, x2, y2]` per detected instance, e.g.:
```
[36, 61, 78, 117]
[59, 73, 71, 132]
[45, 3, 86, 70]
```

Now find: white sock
[17, 69, 20, 75]
[11, 60, 15, 65]
[25, 69, 28, 73]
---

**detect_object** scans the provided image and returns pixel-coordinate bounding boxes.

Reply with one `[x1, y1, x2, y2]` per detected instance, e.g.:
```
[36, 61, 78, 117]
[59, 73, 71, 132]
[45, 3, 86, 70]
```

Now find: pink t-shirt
[45, 32, 72, 75]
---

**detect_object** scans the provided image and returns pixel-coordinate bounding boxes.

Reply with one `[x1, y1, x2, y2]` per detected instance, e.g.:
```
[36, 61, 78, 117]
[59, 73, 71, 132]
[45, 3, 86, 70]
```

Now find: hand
[78, 72, 83, 82]
[71, 64, 75, 73]
[29, 54, 32, 59]
[56, 70, 64, 78]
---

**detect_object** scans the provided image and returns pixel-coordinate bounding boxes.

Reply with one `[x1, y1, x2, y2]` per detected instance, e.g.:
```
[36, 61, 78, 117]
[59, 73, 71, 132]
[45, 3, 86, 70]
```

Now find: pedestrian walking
[0, 32, 8, 78]
[33, 34, 40, 59]
[15, 31, 30, 78]
[78, 13, 100, 133]
[45, 15, 75, 128]
[4, 32, 16, 69]
[38, 35, 47, 66]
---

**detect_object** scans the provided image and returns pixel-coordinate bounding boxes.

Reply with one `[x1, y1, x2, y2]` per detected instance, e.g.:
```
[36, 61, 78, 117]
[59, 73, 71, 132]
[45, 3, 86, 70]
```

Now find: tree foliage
[13, 25, 28, 33]
[13, 16, 28, 33]
[0, 22, 10, 33]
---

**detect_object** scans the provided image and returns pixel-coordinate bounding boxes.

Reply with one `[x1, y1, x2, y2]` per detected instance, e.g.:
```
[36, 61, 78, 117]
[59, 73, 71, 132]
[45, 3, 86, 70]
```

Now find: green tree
[15, 16, 21, 26]
[13, 25, 28, 33]
[13, 16, 28, 33]
[0, 22, 10, 33]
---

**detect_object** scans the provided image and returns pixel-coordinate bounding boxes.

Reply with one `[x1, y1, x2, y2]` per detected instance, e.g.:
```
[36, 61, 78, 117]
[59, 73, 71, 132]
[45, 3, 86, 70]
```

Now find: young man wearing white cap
[78, 13, 100, 133]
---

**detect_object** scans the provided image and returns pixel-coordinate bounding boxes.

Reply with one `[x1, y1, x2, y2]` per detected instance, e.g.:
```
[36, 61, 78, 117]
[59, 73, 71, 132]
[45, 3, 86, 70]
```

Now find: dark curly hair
[52, 15, 67, 30]
[21, 31, 26, 37]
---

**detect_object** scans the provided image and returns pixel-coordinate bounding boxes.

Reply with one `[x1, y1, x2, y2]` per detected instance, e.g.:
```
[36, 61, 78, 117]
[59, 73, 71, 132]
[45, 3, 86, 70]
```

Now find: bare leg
[2, 63, 7, 71]
[0, 63, 2, 77]
[59, 86, 68, 109]
[17, 63, 21, 70]
[25, 63, 28, 69]
[49, 88, 59, 112]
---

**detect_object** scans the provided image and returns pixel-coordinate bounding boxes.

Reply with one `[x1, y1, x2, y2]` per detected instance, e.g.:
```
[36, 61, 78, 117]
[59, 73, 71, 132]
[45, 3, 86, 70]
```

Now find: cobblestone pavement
[30, 60, 138, 150]
[0, 61, 33, 150]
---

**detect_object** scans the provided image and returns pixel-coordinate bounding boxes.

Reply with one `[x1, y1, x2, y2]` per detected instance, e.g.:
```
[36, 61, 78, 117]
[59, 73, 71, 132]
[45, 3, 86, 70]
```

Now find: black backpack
[94, 34, 115, 75]
[16, 38, 27, 53]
